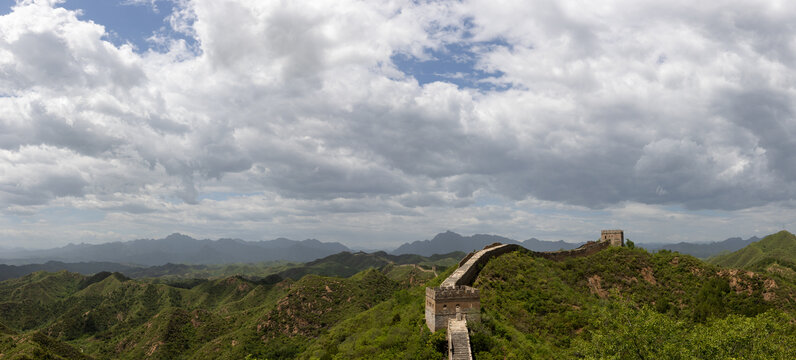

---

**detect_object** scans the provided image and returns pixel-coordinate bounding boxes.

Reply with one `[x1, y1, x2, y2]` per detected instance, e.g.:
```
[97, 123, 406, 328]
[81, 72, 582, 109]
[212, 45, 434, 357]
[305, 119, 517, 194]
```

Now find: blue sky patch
[0, 0, 14, 15]
[1, 0, 196, 53]
[391, 40, 511, 91]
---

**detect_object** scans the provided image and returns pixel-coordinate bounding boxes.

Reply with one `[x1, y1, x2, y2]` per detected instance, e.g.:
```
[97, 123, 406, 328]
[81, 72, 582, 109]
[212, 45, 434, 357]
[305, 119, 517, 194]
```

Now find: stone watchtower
[425, 286, 481, 332]
[601, 230, 624, 247]
[425, 244, 521, 332]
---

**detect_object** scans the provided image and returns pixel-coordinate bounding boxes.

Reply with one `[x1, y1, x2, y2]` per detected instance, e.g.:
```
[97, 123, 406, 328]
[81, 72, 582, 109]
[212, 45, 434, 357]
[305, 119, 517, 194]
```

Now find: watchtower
[601, 230, 624, 247]
[425, 286, 480, 332]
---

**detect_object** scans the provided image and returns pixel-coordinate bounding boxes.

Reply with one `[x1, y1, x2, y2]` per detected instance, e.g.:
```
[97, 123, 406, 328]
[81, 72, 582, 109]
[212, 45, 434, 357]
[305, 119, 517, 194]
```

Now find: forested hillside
[298, 246, 796, 359]
[1, 239, 795, 359]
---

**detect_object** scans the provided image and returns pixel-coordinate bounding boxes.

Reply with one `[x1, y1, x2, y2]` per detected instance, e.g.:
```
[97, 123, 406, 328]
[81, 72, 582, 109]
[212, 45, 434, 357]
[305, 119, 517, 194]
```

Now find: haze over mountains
[0, 232, 763, 269]
[0, 233, 350, 266]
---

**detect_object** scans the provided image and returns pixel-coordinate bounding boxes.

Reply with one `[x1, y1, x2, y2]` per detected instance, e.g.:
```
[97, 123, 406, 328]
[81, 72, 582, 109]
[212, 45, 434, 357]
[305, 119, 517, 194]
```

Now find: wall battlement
[533, 240, 610, 261]
[427, 286, 480, 300]
[425, 284, 481, 331]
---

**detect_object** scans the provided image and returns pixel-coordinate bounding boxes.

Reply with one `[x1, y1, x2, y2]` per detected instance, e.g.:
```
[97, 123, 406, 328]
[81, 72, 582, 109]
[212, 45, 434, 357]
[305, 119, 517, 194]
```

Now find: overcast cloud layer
[1, 0, 795, 248]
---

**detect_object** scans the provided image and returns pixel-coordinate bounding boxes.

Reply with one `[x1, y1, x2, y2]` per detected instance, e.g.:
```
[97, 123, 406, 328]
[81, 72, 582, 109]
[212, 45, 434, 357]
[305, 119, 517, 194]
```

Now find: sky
[1, 0, 795, 249]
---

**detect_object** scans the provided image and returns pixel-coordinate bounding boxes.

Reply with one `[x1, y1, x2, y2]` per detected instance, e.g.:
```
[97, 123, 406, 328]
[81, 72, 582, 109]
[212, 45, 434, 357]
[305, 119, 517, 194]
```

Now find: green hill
[709, 230, 796, 270]
[275, 251, 462, 281]
[0, 331, 92, 359]
[1, 246, 796, 359]
[0, 263, 417, 359]
[298, 247, 796, 359]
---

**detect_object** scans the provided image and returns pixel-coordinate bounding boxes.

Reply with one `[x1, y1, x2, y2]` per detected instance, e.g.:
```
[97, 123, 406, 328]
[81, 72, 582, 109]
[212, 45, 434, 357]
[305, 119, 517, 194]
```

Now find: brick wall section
[425, 286, 481, 331]
[427, 233, 621, 334]
[531, 240, 610, 261]
[443, 241, 609, 288]
[442, 244, 524, 288]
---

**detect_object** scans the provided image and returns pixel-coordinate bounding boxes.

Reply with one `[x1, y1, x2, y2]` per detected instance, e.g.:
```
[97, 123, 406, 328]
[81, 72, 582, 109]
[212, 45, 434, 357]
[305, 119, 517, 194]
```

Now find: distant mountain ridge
[391, 231, 584, 256]
[640, 236, 761, 258]
[0, 233, 351, 266]
[0, 261, 140, 281]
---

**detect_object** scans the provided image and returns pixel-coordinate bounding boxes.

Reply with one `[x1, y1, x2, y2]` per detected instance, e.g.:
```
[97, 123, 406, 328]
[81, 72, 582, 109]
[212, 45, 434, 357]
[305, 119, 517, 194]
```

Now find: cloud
[1, 0, 796, 247]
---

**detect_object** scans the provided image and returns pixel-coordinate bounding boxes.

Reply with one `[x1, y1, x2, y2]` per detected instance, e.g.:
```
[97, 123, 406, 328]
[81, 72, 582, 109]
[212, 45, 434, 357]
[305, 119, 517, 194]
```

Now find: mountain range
[1, 231, 765, 268]
[0, 233, 350, 266]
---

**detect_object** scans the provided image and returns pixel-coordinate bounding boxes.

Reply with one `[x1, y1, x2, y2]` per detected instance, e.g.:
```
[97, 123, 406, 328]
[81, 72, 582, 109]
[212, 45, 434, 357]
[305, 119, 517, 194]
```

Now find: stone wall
[532, 240, 611, 261]
[426, 230, 624, 333]
[601, 229, 624, 247]
[442, 244, 524, 288]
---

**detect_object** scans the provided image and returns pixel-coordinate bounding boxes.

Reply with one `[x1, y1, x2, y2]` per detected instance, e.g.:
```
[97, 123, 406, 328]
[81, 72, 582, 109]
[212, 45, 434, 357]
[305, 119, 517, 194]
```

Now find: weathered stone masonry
[425, 243, 519, 332]
[601, 229, 624, 247]
[425, 286, 481, 332]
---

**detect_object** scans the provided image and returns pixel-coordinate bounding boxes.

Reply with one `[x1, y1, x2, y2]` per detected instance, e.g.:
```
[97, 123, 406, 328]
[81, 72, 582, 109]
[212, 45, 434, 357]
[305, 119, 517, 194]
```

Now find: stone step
[447, 318, 473, 360]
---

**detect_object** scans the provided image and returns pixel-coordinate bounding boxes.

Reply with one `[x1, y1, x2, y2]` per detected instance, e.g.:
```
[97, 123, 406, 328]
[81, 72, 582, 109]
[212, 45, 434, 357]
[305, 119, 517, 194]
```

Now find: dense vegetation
[469, 246, 796, 358]
[1, 234, 795, 359]
[0, 252, 455, 359]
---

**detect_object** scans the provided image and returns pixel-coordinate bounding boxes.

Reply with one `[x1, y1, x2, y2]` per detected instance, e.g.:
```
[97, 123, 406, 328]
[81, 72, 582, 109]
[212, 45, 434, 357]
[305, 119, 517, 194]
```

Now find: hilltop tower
[601, 229, 624, 247]
[425, 286, 480, 332]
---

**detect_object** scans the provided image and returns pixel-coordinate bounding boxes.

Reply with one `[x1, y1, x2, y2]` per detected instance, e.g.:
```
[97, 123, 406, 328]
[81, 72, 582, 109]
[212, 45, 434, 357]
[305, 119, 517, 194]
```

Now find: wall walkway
[441, 243, 522, 288]
[431, 238, 618, 359]
[447, 317, 473, 360]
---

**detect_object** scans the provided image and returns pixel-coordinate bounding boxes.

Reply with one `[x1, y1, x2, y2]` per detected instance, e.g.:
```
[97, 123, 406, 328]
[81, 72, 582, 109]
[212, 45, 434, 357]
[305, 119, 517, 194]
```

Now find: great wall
[426, 230, 625, 360]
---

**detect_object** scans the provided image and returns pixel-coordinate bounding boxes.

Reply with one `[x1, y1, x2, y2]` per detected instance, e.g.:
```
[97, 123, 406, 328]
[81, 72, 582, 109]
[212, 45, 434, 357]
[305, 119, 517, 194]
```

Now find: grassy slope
[709, 230, 796, 269]
[124, 261, 295, 280]
[0, 331, 93, 360]
[0, 265, 413, 359]
[296, 265, 458, 360]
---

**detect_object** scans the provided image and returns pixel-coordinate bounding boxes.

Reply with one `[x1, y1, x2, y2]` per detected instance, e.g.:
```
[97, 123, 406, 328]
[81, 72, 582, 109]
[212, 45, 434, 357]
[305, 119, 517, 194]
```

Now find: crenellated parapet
[427, 286, 480, 300]
[533, 240, 611, 261]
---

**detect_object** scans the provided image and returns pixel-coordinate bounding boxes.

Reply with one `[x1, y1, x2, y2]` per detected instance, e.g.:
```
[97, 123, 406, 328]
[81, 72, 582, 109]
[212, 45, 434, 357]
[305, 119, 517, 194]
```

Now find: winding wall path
[441, 240, 610, 288]
[434, 240, 614, 360]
